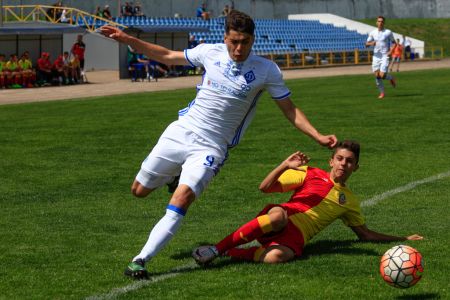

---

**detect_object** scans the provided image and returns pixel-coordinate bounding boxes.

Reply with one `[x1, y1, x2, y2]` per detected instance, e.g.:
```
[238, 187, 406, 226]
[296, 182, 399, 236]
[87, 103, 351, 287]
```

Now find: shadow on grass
[393, 93, 424, 98]
[396, 293, 441, 299]
[170, 241, 213, 260]
[300, 239, 380, 259]
[170, 239, 383, 268]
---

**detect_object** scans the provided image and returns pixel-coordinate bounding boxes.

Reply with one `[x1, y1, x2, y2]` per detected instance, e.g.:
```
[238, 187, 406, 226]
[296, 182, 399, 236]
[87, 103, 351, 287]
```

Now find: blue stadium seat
[109, 16, 368, 55]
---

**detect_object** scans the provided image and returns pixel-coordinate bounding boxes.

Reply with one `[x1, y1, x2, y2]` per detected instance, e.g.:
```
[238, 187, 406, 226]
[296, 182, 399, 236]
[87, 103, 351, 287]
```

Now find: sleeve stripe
[272, 91, 291, 100]
[184, 49, 195, 67]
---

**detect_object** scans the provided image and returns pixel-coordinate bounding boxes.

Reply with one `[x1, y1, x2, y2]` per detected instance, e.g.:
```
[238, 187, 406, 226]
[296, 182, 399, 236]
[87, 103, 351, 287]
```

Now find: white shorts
[136, 121, 228, 198]
[372, 55, 390, 73]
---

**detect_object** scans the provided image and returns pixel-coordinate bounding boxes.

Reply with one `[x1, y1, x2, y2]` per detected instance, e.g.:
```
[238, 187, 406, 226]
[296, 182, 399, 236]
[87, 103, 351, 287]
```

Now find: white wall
[63, 32, 119, 71]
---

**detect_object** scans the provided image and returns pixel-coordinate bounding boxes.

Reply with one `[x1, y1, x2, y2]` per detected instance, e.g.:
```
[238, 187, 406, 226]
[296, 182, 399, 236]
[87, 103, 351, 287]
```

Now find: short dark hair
[377, 16, 385, 21]
[225, 10, 255, 36]
[332, 140, 360, 164]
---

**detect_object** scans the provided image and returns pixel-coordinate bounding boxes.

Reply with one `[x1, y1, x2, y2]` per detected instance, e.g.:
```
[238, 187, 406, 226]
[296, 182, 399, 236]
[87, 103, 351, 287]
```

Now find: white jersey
[182, 43, 291, 148]
[367, 28, 395, 57]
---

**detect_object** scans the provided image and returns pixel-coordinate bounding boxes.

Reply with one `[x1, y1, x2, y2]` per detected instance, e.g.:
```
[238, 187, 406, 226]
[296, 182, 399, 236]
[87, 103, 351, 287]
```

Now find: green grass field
[1, 69, 449, 299]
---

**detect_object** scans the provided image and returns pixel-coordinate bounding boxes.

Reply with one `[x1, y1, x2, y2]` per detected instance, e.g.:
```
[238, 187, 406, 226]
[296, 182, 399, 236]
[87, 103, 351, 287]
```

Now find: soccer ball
[380, 245, 424, 288]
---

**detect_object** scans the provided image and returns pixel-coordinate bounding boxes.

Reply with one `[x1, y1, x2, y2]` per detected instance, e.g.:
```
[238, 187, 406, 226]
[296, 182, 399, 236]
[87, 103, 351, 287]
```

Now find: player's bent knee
[131, 181, 152, 198]
[268, 207, 288, 232]
[260, 245, 295, 264]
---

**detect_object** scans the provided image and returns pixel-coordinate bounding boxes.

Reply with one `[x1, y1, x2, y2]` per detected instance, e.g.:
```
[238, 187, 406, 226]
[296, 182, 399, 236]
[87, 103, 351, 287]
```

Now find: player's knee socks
[376, 77, 384, 92]
[134, 204, 185, 262]
[384, 74, 393, 80]
[215, 215, 272, 254]
[226, 246, 266, 262]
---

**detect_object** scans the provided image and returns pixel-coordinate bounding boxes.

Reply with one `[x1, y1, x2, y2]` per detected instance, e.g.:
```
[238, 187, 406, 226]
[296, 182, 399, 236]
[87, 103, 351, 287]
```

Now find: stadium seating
[81, 16, 368, 55]
[189, 18, 368, 55]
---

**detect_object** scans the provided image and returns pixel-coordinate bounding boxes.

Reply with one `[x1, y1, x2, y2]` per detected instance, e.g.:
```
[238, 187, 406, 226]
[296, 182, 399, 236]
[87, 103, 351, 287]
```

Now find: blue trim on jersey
[272, 91, 291, 100]
[178, 99, 196, 116]
[184, 49, 196, 67]
[167, 204, 186, 216]
[229, 89, 264, 148]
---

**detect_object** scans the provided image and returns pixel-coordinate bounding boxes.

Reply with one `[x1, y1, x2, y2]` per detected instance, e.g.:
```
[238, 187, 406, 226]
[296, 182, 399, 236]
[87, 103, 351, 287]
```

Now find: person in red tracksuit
[71, 35, 86, 74]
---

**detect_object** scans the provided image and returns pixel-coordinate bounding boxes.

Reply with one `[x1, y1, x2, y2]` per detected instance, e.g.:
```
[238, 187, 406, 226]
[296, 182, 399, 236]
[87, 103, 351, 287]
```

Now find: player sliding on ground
[193, 140, 423, 265]
[365, 16, 397, 99]
[99, 10, 337, 279]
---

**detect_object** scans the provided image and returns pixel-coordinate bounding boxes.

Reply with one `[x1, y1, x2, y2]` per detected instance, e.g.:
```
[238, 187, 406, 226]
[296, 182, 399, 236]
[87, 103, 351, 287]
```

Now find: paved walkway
[1, 59, 449, 106]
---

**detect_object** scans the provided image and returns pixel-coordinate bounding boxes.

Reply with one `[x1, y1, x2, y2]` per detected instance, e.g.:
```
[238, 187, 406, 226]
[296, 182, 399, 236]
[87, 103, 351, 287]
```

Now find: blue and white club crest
[244, 71, 256, 84]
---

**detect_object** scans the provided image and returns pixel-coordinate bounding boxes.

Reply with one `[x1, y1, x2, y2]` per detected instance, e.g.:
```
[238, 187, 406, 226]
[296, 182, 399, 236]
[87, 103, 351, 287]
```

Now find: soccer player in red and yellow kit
[193, 140, 423, 264]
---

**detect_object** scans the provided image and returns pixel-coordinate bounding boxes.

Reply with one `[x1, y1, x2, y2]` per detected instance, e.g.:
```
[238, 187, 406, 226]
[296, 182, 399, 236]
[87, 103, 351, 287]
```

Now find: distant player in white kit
[365, 16, 397, 99]
[100, 10, 337, 279]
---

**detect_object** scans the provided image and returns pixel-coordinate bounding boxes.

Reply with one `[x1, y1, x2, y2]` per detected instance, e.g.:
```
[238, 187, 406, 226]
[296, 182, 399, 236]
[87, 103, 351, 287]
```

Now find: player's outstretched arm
[405, 234, 424, 241]
[351, 225, 424, 242]
[99, 25, 188, 66]
[259, 151, 310, 193]
[275, 98, 337, 148]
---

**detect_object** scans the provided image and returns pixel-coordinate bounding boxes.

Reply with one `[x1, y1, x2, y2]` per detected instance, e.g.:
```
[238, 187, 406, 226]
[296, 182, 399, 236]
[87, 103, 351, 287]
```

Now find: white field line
[86, 262, 199, 300]
[86, 170, 450, 299]
[361, 170, 450, 207]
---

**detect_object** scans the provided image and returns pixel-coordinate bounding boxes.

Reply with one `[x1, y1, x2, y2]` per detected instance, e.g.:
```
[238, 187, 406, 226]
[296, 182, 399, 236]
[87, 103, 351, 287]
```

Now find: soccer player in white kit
[100, 10, 337, 279]
[366, 16, 398, 99]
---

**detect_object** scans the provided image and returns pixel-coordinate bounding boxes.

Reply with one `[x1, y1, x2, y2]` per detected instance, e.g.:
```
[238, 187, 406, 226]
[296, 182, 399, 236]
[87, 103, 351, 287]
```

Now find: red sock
[216, 215, 273, 254]
[0, 76, 4, 87]
[226, 247, 261, 261]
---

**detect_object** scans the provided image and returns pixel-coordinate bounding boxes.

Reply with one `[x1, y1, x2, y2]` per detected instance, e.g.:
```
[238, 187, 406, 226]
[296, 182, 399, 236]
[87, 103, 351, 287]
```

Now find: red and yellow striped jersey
[277, 166, 365, 244]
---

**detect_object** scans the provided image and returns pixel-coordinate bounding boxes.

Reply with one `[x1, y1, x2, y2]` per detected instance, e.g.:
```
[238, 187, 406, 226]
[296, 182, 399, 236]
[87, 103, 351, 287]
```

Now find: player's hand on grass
[406, 234, 424, 241]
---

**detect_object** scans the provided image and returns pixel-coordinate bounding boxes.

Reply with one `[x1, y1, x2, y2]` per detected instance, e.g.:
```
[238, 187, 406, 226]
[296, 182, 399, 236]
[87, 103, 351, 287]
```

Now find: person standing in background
[389, 39, 403, 72]
[365, 16, 397, 99]
[71, 34, 86, 81]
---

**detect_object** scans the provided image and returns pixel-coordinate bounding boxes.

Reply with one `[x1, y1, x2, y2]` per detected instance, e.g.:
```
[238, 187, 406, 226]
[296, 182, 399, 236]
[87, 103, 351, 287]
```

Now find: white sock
[133, 205, 185, 262]
[376, 78, 384, 93]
